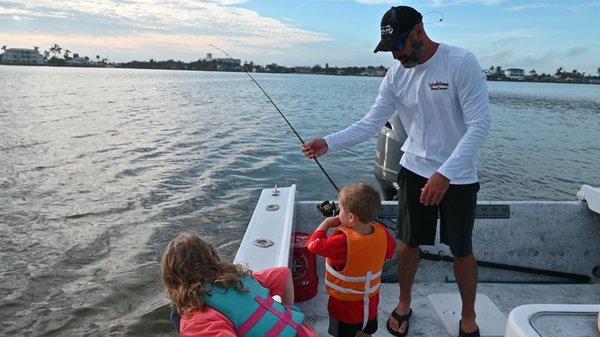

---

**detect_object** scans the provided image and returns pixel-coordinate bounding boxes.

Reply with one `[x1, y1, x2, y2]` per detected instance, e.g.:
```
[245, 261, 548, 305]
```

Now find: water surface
[1, 66, 599, 336]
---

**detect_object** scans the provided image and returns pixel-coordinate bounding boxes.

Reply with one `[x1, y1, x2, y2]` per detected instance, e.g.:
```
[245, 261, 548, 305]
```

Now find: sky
[1, 0, 599, 75]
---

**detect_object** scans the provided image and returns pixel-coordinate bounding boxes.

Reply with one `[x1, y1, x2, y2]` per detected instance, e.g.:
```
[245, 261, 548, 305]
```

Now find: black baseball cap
[374, 6, 423, 53]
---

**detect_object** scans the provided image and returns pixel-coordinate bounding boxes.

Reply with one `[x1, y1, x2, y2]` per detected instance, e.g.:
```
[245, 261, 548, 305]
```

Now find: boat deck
[235, 186, 600, 336]
[297, 261, 600, 337]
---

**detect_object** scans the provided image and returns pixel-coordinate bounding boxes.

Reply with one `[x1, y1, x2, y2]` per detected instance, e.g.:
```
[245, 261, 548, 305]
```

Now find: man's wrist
[435, 170, 451, 183]
[322, 136, 335, 153]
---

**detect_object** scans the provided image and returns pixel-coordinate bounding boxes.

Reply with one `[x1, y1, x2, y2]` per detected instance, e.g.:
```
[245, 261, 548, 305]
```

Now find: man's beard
[399, 40, 425, 68]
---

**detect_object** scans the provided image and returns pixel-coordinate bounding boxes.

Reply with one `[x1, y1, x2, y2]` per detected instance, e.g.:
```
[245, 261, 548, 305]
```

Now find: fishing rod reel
[318, 200, 339, 217]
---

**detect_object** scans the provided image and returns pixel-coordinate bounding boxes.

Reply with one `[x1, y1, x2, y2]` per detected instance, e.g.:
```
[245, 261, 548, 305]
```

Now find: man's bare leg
[453, 253, 478, 333]
[388, 243, 421, 334]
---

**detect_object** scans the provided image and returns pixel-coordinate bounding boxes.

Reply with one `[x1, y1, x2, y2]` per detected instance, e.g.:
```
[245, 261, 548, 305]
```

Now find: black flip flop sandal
[458, 319, 480, 337]
[386, 308, 412, 337]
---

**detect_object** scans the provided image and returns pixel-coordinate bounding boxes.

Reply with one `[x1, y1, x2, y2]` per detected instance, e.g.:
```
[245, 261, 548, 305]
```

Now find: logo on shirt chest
[428, 81, 449, 91]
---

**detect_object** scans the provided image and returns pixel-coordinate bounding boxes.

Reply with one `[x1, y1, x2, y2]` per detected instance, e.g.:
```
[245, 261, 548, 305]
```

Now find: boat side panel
[296, 201, 600, 278]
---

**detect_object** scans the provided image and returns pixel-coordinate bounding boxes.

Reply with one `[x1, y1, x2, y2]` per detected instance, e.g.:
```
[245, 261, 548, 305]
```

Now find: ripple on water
[0, 68, 599, 335]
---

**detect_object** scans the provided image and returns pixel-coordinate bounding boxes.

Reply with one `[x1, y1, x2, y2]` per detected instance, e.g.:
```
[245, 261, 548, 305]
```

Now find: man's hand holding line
[302, 138, 328, 159]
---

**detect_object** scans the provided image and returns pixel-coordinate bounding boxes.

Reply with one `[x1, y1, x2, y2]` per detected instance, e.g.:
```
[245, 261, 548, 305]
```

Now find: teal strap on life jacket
[203, 276, 307, 337]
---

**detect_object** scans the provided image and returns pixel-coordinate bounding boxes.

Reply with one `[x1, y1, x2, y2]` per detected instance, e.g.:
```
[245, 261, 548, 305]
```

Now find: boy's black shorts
[328, 314, 378, 337]
[397, 166, 480, 257]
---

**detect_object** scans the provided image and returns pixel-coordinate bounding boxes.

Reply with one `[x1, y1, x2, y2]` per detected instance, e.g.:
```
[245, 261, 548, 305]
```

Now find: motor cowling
[375, 113, 407, 200]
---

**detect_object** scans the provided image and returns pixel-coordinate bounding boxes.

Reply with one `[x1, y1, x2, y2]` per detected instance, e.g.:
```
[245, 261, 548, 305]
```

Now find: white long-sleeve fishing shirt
[323, 43, 491, 184]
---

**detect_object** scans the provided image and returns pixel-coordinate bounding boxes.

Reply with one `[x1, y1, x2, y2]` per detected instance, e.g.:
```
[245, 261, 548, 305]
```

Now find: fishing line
[423, 10, 444, 24]
[209, 44, 340, 193]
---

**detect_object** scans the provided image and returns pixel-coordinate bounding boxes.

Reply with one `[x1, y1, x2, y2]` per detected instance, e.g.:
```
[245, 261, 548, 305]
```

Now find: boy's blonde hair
[339, 183, 381, 223]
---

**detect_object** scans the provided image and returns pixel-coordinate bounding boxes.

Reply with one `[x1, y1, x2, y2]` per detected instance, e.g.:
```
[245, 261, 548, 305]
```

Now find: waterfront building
[504, 68, 525, 80]
[66, 56, 92, 66]
[204, 53, 241, 71]
[1, 48, 45, 65]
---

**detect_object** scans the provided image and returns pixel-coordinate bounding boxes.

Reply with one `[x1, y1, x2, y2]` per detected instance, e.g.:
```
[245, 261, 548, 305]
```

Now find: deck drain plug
[253, 238, 274, 248]
[266, 204, 279, 211]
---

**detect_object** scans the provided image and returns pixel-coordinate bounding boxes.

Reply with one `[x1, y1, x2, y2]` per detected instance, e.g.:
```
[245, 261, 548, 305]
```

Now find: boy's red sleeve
[384, 227, 397, 260]
[307, 229, 347, 259]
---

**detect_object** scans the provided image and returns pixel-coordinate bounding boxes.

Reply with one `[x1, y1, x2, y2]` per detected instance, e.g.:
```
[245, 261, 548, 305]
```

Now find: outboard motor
[375, 114, 407, 200]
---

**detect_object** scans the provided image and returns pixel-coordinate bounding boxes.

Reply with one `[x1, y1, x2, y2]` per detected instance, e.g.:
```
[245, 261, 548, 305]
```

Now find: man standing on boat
[302, 5, 490, 337]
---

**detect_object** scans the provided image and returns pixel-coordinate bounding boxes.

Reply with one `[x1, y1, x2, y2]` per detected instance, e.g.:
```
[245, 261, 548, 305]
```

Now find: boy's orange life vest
[324, 222, 387, 328]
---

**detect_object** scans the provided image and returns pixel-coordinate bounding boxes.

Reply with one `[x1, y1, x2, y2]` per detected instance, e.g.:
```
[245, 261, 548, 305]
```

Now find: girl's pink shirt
[179, 267, 316, 337]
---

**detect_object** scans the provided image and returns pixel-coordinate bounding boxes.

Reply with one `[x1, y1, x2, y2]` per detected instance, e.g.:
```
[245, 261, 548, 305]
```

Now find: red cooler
[291, 232, 318, 302]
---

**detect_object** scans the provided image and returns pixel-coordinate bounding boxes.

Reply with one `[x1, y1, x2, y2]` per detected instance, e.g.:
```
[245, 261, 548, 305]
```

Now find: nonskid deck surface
[235, 188, 600, 336]
[291, 199, 600, 336]
[296, 260, 600, 337]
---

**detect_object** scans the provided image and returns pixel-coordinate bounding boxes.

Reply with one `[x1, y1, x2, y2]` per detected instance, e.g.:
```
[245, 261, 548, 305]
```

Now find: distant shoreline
[485, 78, 600, 85]
[2, 63, 599, 85]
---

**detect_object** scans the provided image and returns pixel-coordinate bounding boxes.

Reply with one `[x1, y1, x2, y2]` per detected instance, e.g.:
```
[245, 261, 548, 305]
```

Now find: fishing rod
[421, 250, 591, 283]
[209, 44, 340, 193]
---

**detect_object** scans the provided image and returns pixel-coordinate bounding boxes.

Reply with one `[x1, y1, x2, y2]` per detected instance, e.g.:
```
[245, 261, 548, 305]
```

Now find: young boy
[308, 183, 397, 337]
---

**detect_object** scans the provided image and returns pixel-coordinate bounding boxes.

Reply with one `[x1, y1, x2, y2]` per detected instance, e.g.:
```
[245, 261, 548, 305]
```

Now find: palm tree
[529, 69, 537, 77]
[63, 49, 71, 59]
[555, 67, 564, 77]
[597, 67, 600, 77]
[1, 45, 6, 52]
[50, 43, 62, 58]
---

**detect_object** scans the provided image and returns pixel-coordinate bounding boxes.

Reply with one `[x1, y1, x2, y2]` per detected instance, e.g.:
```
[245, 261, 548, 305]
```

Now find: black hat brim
[373, 32, 410, 53]
[374, 38, 402, 53]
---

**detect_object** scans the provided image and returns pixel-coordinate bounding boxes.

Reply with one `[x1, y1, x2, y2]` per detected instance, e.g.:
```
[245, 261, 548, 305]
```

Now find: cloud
[566, 1, 600, 12]
[354, 0, 504, 5]
[0, 32, 326, 62]
[354, 0, 397, 4]
[477, 49, 559, 72]
[456, 28, 542, 44]
[205, 0, 248, 4]
[505, 4, 555, 11]
[564, 46, 590, 57]
[0, 1, 330, 50]
[0, 31, 321, 60]
[474, 45, 595, 74]
[431, 0, 505, 7]
[505, 1, 600, 12]
[0, 6, 70, 18]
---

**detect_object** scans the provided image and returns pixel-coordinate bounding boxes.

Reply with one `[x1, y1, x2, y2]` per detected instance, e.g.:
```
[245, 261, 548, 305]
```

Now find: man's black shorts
[396, 166, 480, 257]
[328, 314, 378, 337]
